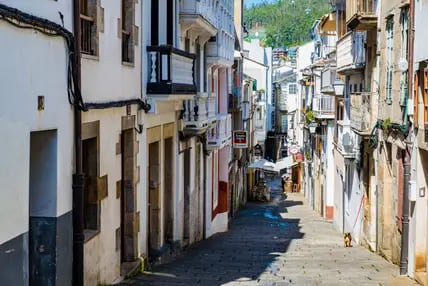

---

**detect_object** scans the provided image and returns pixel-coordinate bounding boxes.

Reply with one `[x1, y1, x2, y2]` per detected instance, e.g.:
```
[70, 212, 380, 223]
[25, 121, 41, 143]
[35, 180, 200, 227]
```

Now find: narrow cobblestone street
[120, 179, 417, 286]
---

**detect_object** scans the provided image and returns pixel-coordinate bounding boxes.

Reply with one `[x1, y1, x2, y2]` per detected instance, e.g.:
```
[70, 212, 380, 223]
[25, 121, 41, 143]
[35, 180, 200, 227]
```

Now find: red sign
[294, 153, 303, 162]
[233, 130, 248, 148]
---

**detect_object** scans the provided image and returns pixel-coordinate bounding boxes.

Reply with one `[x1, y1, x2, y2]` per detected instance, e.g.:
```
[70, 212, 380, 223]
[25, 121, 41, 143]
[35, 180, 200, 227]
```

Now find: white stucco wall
[1, 0, 73, 31]
[334, 150, 345, 232]
[81, 0, 141, 104]
[414, 1, 428, 64]
[0, 13, 74, 244]
[82, 106, 135, 285]
[326, 124, 335, 208]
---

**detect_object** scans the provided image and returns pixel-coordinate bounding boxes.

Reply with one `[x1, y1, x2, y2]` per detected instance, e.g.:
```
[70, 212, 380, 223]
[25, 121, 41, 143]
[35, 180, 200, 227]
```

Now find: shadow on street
[120, 176, 305, 286]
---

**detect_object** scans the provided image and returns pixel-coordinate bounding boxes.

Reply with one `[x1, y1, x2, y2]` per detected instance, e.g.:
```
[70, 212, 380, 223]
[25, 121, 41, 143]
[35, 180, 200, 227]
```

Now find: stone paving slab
[118, 180, 418, 286]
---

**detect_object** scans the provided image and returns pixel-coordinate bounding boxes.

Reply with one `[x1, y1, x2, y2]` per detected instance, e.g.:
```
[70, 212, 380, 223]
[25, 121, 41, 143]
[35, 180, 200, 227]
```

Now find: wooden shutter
[424, 68, 428, 128]
[414, 72, 419, 128]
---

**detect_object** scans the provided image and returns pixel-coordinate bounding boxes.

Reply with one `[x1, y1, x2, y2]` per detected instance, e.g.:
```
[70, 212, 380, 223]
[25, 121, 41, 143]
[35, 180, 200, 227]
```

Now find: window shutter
[414, 72, 419, 128]
[97, 175, 108, 201]
[424, 68, 428, 128]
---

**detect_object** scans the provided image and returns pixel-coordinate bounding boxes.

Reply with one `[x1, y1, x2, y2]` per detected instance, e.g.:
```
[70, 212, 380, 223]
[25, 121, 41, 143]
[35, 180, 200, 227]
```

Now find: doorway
[183, 148, 190, 242]
[164, 138, 174, 244]
[148, 141, 161, 255]
[29, 130, 58, 286]
[120, 129, 137, 263]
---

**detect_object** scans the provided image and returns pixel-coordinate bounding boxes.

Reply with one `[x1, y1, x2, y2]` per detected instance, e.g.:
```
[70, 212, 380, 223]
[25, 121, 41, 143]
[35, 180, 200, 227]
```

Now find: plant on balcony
[305, 152, 312, 161]
[305, 110, 315, 124]
[382, 117, 391, 133]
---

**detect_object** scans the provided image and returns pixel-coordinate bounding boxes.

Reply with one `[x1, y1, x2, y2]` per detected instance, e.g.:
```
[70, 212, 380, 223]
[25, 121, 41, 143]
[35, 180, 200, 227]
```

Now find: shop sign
[233, 130, 248, 148]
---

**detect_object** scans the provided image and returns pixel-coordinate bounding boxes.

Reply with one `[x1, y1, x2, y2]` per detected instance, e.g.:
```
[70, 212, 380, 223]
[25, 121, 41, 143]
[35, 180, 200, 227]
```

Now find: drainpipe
[400, 150, 411, 275]
[72, 0, 85, 285]
[400, 0, 415, 275]
[203, 147, 207, 240]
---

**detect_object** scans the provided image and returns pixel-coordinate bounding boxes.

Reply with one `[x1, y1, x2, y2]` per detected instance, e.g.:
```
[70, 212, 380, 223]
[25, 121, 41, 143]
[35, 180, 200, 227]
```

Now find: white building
[409, 0, 428, 282]
[77, 0, 143, 284]
[0, 2, 75, 285]
[243, 39, 272, 147]
[140, 0, 234, 267]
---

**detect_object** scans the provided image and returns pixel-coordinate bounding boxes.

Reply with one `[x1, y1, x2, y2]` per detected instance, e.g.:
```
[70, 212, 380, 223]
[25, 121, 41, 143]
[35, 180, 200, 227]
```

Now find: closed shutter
[414, 72, 419, 128]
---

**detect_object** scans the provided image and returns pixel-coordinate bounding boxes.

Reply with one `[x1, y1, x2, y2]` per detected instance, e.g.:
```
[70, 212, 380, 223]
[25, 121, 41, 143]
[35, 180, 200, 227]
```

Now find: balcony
[350, 92, 371, 134]
[206, 114, 232, 150]
[346, 0, 377, 30]
[336, 32, 366, 74]
[313, 95, 335, 119]
[336, 121, 357, 159]
[207, 96, 217, 125]
[228, 87, 241, 112]
[320, 67, 336, 95]
[147, 46, 197, 96]
[206, 36, 234, 66]
[180, 0, 218, 36]
[182, 94, 210, 135]
[278, 102, 287, 112]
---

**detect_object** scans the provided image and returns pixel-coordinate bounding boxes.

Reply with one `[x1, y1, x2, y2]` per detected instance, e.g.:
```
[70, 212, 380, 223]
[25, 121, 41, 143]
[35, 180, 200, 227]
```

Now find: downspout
[72, 0, 85, 285]
[400, 0, 415, 275]
[400, 149, 411, 275]
[203, 144, 207, 240]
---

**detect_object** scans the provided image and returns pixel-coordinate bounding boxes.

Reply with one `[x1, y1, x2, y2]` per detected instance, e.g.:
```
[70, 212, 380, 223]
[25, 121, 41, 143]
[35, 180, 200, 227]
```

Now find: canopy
[248, 157, 298, 173]
[276, 156, 298, 171]
[248, 159, 278, 173]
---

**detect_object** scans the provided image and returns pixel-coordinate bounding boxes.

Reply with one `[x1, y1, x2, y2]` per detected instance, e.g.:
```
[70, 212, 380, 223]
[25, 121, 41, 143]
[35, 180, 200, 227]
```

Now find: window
[289, 83, 297, 94]
[121, 0, 135, 63]
[399, 7, 409, 106]
[385, 17, 394, 104]
[80, 0, 98, 55]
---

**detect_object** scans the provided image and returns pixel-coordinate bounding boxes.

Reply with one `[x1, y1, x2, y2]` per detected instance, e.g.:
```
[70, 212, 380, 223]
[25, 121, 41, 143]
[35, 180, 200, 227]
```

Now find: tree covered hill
[244, 0, 332, 47]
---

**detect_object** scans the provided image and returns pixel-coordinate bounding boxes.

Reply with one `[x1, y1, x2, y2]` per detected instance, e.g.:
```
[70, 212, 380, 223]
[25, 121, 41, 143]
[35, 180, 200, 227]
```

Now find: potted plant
[305, 110, 315, 124]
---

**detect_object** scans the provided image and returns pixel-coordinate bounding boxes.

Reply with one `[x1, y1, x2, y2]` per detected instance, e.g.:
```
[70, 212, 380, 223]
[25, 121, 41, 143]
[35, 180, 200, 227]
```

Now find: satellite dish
[398, 58, 408, 72]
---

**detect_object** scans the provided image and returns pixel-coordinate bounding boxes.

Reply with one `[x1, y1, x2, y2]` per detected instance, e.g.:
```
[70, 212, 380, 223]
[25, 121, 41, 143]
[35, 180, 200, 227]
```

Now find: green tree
[244, 0, 331, 47]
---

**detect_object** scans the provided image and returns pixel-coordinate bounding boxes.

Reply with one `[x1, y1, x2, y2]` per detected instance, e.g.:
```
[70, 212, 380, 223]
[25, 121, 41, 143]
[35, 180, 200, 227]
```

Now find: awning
[275, 156, 298, 171]
[248, 159, 278, 173]
[248, 157, 298, 173]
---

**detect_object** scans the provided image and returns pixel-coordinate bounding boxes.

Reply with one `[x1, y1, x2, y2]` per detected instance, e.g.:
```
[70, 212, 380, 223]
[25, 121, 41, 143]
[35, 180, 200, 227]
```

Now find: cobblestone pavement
[118, 178, 418, 286]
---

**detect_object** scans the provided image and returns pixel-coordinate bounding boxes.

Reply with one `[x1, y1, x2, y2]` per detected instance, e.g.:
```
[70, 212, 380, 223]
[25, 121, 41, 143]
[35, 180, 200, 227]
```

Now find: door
[121, 129, 137, 262]
[29, 131, 58, 286]
[148, 141, 161, 254]
[183, 148, 190, 241]
[164, 138, 174, 243]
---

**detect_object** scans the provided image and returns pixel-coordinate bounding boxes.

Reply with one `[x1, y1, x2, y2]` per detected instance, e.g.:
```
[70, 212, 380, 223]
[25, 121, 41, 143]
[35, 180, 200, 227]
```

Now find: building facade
[0, 2, 75, 285]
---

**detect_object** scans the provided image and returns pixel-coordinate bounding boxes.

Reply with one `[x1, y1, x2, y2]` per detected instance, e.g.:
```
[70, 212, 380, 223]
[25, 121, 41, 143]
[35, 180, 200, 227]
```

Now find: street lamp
[309, 122, 318, 134]
[333, 78, 345, 96]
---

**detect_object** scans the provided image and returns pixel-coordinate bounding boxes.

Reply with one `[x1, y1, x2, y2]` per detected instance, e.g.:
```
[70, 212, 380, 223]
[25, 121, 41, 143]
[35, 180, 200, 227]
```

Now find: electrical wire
[0, 3, 86, 110]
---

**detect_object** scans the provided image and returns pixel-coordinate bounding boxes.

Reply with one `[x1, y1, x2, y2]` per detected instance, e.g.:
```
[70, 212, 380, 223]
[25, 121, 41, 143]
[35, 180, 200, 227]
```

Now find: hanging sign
[254, 144, 263, 156]
[233, 130, 248, 148]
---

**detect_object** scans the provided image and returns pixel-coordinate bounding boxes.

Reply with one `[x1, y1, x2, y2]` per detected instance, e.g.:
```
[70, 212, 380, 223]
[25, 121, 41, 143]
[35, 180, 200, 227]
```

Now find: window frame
[385, 17, 394, 105]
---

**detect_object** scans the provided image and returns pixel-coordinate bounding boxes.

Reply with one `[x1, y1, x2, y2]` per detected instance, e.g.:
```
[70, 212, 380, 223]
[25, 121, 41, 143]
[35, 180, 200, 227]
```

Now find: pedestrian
[281, 176, 286, 193]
